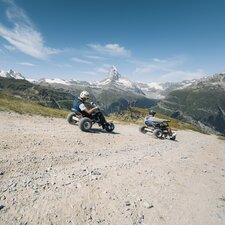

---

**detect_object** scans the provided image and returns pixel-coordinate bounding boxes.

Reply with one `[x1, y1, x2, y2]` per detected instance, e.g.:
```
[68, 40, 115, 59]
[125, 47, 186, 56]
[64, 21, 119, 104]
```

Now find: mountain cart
[139, 118, 176, 140]
[67, 104, 115, 132]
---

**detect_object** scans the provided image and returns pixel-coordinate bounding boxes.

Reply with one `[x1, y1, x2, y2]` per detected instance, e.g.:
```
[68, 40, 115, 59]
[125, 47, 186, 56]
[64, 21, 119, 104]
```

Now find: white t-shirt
[79, 103, 87, 111]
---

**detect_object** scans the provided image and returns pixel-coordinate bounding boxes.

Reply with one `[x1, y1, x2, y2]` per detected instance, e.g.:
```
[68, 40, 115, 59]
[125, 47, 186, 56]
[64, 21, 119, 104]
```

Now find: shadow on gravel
[164, 138, 179, 142]
[87, 128, 120, 135]
[151, 137, 179, 142]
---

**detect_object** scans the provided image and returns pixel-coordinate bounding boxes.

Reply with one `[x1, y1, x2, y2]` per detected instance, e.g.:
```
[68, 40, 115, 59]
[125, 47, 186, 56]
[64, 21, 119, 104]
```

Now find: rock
[142, 201, 154, 209]
[0, 196, 6, 200]
[125, 201, 131, 206]
[181, 156, 188, 160]
[137, 212, 144, 224]
[91, 170, 101, 176]
[0, 204, 5, 210]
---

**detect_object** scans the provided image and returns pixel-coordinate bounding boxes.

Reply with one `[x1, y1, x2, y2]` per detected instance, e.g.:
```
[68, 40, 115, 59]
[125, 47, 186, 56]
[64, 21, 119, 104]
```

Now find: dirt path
[0, 111, 225, 225]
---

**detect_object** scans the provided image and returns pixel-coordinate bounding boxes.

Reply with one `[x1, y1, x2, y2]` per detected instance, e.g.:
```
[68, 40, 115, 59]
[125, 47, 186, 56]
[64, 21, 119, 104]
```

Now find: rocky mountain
[154, 73, 225, 134]
[0, 69, 25, 80]
[0, 66, 196, 99]
[35, 66, 196, 99]
[0, 67, 158, 113]
[92, 65, 145, 96]
[136, 79, 197, 99]
[36, 66, 146, 96]
[34, 66, 159, 112]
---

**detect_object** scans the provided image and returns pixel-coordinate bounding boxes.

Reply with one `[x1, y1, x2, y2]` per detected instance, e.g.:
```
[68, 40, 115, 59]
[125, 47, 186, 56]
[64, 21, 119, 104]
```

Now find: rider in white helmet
[73, 91, 98, 116]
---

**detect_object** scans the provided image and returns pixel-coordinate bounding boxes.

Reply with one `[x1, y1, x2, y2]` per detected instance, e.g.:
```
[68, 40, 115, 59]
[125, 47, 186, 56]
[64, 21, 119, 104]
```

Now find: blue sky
[0, 0, 225, 82]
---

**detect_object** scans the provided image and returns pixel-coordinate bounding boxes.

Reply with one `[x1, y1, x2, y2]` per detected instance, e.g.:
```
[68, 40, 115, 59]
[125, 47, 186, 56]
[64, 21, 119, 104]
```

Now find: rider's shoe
[170, 132, 176, 140]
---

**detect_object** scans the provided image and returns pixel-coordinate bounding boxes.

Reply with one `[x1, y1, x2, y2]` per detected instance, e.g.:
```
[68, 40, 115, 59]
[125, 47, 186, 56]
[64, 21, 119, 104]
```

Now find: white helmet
[80, 90, 90, 99]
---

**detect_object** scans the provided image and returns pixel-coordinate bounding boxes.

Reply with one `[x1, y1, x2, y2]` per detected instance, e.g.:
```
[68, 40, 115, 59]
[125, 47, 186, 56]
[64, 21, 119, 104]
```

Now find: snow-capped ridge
[95, 66, 145, 95]
[0, 69, 25, 80]
[1, 67, 224, 100]
[39, 78, 71, 86]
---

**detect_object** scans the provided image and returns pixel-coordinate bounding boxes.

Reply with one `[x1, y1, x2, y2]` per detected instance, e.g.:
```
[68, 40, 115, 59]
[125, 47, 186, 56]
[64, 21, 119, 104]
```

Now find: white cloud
[158, 70, 204, 82]
[87, 43, 131, 57]
[71, 57, 92, 64]
[134, 64, 159, 74]
[0, 0, 61, 60]
[152, 58, 168, 63]
[80, 71, 97, 76]
[17, 62, 35, 66]
[96, 66, 109, 74]
[87, 55, 106, 60]
[132, 56, 205, 82]
[57, 63, 72, 68]
[133, 56, 187, 75]
[4, 44, 16, 51]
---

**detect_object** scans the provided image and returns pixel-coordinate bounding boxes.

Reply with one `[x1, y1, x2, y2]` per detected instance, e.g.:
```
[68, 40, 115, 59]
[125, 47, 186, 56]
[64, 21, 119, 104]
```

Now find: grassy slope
[0, 77, 75, 109]
[109, 107, 202, 132]
[0, 93, 68, 118]
[0, 93, 205, 134]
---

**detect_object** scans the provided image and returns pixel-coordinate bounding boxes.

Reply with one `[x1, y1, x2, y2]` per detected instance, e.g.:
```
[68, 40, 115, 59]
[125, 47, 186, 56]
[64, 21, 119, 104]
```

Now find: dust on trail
[0, 111, 225, 225]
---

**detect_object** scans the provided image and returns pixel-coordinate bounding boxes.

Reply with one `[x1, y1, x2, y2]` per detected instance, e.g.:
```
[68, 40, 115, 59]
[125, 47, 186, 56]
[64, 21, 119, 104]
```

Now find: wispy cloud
[87, 43, 131, 57]
[133, 56, 186, 74]
[71, 57, 92, 64]
[152, 58, 168, 63]
[158, 70, 204, 82]
[17, 62, 35, 66]
[132, 56, 204, 82]
[57, 63, 72, 68]
[87, 55, 107, 60]
[4, 44, 16, 51]
[80, 71, 97, 76]
[0, 0, 61, 60]
[96, 66, 110, 74]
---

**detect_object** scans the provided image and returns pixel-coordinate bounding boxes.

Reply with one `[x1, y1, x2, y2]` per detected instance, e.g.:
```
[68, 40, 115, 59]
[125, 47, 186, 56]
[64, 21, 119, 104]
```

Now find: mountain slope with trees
[154, 73, 225, 134]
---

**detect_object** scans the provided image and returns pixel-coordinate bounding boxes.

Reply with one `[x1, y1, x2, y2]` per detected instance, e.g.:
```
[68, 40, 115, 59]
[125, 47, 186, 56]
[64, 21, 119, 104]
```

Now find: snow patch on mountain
[0, 69, 25, 80]
[93, 78, 111, 86]
[40, 78, 71, 86]
[116, 77, 134, 88]
[147, 82, 164, 90]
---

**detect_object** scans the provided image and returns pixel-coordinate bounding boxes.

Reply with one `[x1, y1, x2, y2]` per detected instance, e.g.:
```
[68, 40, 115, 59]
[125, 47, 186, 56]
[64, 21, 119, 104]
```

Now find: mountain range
[0, 67, 224, 134]
[0, 66, 196, 99]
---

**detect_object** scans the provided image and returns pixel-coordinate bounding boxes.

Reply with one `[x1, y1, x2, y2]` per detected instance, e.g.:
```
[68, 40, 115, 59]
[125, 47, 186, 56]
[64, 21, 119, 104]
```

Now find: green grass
[0, 93, 204, 133]
[109, 107, 202, 132]
[0, 93, 69, 118]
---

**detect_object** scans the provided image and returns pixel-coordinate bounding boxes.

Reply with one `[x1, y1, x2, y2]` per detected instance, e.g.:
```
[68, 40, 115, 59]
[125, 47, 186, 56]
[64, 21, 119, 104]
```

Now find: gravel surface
[0, 111, 225, 225]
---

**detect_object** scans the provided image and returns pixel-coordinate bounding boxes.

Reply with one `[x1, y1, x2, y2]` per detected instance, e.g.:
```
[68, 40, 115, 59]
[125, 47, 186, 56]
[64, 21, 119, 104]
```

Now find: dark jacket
[73, 97, 84, 113]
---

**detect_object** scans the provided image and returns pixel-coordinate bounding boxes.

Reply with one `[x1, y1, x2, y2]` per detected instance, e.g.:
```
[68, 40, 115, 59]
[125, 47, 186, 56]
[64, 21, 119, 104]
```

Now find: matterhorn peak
[108, 65, 121, 80]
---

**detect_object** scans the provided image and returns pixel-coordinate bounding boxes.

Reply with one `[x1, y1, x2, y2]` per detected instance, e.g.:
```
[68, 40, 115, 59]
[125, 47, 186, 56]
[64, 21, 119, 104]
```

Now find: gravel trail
[0, 111, 225, 225]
